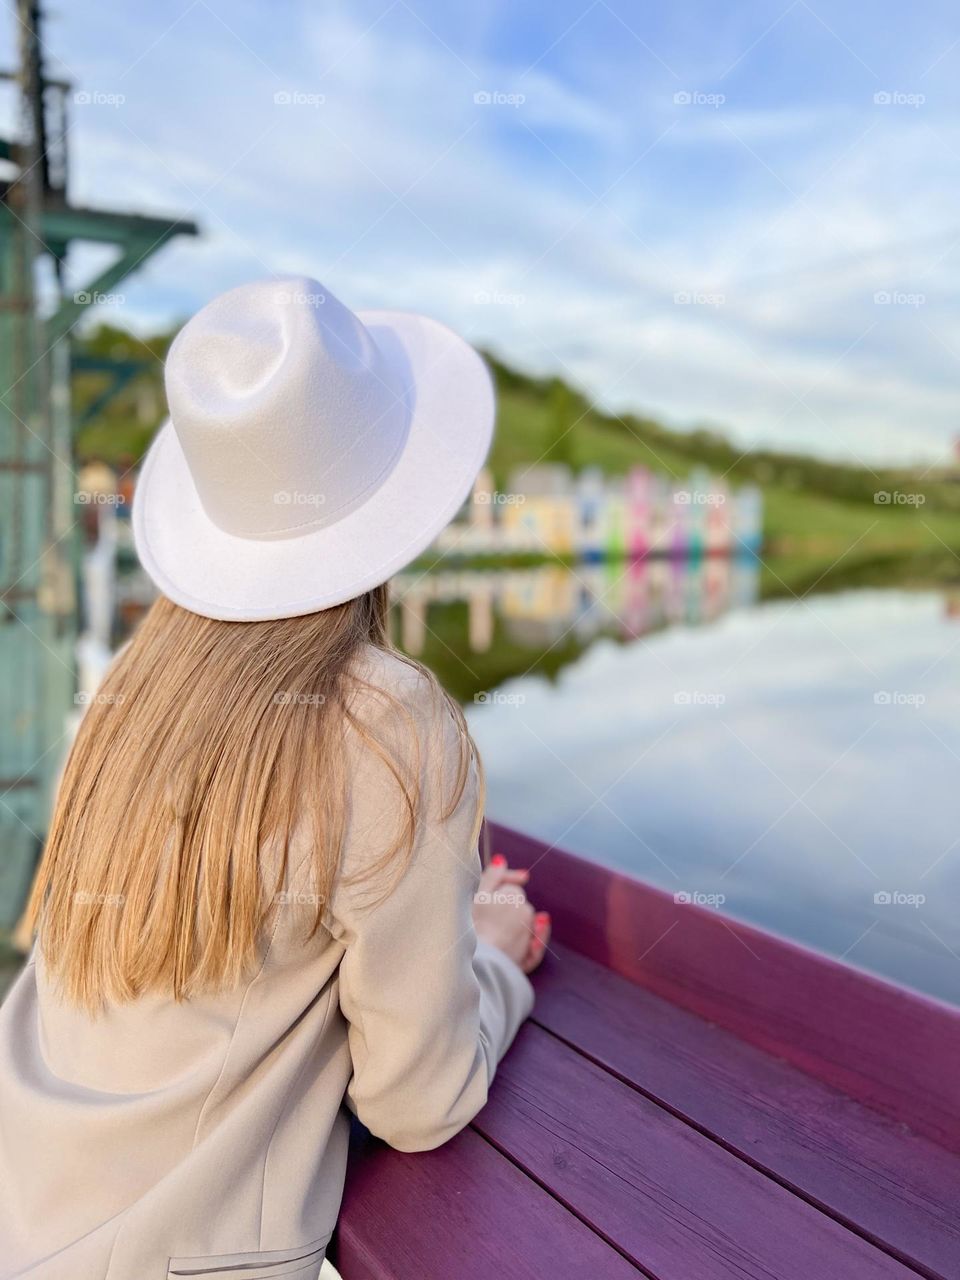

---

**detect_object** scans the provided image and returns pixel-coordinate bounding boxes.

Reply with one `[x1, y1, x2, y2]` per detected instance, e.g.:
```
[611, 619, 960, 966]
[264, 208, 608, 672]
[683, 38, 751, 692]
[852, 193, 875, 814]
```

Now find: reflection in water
[465, 588, 960, 1008]
[393, 554, 761, 661]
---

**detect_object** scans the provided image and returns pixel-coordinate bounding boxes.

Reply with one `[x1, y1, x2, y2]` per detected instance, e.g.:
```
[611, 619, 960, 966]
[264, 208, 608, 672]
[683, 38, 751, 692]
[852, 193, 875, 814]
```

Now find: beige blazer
[0, 648, 534, 1279]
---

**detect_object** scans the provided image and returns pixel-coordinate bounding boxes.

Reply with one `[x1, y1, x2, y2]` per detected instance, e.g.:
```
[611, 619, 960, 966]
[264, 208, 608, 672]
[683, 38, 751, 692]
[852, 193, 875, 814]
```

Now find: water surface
[396, 568, 960, 1005]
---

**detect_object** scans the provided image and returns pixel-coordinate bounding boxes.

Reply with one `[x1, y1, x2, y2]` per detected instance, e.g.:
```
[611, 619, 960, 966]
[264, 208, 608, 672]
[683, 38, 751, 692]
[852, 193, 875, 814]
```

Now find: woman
[0, 279, 549, 1279]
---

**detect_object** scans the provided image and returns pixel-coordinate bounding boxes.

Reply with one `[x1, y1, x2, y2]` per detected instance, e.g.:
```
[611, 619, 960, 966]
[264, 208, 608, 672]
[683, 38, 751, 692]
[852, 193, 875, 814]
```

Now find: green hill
[72, 324, 960, 585]
[482, 355, 960, 561]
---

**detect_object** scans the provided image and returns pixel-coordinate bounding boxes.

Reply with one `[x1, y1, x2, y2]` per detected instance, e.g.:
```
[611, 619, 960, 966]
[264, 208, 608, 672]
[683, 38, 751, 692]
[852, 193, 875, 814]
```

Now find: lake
[391, 558, 960, 1006]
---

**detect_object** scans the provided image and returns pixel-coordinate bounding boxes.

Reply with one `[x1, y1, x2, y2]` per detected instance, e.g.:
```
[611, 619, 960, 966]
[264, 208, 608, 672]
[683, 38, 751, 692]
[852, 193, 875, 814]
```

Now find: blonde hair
[28, 588, 477, 1010]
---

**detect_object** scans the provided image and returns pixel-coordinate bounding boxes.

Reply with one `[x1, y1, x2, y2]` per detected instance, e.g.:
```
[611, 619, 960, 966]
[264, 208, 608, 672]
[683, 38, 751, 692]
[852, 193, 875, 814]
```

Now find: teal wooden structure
[0, 2, 197, 924]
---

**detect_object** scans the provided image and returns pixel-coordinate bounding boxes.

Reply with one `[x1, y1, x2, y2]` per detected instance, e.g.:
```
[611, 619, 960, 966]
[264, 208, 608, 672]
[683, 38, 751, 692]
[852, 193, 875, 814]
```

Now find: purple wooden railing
[490, 822, 960, 1154]
[336, 822, 960, 1280]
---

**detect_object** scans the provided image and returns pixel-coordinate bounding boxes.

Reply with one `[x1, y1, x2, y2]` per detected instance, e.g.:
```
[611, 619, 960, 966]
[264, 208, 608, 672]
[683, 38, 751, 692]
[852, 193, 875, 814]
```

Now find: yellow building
[500, 494, 577, 555]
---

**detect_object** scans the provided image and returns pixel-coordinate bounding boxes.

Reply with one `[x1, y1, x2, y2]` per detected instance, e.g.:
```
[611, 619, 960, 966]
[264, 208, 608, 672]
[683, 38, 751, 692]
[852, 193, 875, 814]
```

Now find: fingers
[478, 863, 517, 893]
[490, 854, 528, 879]
[483, 854, 530, 890]
[532, 910, 550, 950]
[477, 865, 529, 916]
[477, 855, 550, 975]
[522, 911, 551, 975]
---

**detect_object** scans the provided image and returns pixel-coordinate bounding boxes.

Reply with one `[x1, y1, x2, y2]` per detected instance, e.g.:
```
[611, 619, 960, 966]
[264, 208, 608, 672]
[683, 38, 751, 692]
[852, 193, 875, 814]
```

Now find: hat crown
[164, 277, 410, 538]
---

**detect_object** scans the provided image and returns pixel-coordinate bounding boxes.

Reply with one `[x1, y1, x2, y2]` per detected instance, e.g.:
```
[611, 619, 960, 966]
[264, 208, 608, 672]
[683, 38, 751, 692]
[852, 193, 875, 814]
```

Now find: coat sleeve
[329, 665, 534, 1152]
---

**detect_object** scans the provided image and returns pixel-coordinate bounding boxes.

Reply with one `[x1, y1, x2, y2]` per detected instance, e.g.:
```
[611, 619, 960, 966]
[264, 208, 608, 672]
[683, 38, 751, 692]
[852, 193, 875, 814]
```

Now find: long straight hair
[28, 587, 478, 1010]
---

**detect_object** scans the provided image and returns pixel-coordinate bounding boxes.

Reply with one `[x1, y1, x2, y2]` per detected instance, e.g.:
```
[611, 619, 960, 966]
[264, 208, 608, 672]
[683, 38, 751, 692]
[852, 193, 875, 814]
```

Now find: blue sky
[3, 0, 960, 463]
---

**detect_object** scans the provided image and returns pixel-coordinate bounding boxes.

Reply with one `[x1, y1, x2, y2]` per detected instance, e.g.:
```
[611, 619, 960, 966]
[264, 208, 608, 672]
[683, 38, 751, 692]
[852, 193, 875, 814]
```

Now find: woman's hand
[472, 854, 551, 975]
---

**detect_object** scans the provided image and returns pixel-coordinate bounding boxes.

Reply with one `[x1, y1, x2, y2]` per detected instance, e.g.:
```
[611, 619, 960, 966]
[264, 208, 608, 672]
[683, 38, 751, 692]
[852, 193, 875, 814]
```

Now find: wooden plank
[533, 944, 960, 1280]
[474, 1024, 922, 1280]
[487, 821, 960, 1153]
[336, 1122, 643, 1280]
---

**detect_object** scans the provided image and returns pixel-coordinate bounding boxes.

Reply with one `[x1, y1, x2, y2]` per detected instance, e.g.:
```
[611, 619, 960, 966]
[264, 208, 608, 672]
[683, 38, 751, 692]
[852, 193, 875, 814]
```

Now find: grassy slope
[73, 326, 960, 577]
[487, 363, 960, 566]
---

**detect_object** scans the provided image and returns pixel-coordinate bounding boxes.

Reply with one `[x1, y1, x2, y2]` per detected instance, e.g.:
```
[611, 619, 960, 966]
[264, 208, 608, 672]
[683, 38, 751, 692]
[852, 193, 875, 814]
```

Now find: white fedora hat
[132, 276, 494, 621]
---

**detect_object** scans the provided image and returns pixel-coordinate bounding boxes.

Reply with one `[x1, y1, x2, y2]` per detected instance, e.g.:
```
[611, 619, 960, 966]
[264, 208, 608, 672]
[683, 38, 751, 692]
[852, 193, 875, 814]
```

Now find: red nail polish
[491, 854, 506, 867]
[535, 911, 550, 924]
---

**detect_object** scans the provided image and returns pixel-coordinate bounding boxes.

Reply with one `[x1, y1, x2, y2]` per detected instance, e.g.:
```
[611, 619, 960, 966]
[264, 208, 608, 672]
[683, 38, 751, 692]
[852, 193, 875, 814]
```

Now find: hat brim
[133, 310, 494, 622]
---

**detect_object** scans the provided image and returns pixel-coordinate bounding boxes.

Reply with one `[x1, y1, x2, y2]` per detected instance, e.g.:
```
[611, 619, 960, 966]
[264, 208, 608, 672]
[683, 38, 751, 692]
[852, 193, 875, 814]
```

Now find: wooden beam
[488, 820, 960, 1154]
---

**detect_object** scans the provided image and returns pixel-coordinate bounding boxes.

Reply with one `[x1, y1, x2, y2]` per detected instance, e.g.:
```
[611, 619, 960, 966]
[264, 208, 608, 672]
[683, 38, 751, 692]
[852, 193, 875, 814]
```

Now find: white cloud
[2, 0, 959, 463]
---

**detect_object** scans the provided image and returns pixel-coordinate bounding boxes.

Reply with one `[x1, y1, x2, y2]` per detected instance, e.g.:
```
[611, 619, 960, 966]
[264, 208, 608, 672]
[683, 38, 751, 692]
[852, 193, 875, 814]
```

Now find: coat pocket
[166, 1235, 330, 1280]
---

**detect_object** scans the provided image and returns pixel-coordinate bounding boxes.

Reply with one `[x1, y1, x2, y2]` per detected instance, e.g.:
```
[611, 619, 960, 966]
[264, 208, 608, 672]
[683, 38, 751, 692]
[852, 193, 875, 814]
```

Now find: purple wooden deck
[335, 822, 960, 1280]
